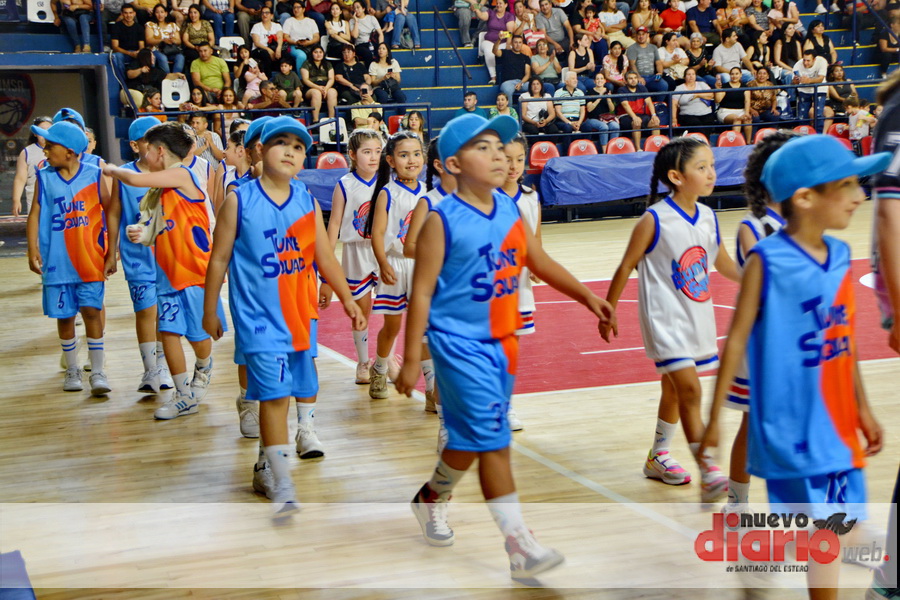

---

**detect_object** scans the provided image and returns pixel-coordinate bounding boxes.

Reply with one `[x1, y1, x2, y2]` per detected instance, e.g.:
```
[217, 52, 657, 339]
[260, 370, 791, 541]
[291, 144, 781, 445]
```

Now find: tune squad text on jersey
[798, 295, 851, 367]
[51, 197, 90, 231]
[471, 242, 520, 302]
[260, 228, 306, 278]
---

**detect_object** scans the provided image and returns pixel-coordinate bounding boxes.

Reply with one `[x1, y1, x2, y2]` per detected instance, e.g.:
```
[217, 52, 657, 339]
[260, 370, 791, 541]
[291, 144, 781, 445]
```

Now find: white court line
[580, 335, 727, 356]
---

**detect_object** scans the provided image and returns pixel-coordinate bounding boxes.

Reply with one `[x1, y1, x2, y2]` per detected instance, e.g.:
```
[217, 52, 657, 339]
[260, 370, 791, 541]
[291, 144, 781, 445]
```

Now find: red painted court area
[317, 259, 890, 394]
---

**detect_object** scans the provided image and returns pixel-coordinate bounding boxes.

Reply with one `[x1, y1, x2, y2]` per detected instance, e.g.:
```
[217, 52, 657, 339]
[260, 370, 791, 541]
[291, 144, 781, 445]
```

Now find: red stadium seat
[295, 117, 306, 126]
[685, 131, 709, 145]
[526, 141, 560, 174]
[716, 131, 746, 147]
[316, 151, 349, 169]
[826, 122, 850, 139]
[388, 115, 403, 135]
[643, 134, 669, 152]
[793, 125, 815, 135]
[834, 137, 854, 151]
[605, 137, 636, 154]
[860, 135, 873, 156]
[753, 128, 777, 144]
[568, 139, 598, 156]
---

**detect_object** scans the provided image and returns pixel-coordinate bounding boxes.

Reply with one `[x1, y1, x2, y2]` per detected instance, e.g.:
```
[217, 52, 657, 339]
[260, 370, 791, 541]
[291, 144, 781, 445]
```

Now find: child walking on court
[326, 128, 384, 386]
[26, 121, 112, 396]
[105, 117, 176, 394]
[202, 117, 365, 516]
[395, 113, 616, 579]
[103, 122, 222, 421]
[363, 131, 424, 399]
[602, 137, 740, 502]
[701, 134, 887, 598]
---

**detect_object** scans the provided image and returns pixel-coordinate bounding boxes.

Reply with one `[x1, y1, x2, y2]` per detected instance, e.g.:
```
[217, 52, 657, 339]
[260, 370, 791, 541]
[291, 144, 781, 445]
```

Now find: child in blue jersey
[602, 138, 741, 503]
[202, 117, 365, 517]
[26, 121, 113, 396]
[395, 114, 616, 580]
[105, 117, 176, 394]
[103, 122, 222, 421]
[702, 134, 887, 598]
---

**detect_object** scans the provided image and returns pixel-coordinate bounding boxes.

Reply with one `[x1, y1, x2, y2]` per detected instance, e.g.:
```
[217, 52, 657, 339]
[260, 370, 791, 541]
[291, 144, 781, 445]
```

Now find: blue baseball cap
[437, 113, 519, 167]
[128, 117, 160, 142]
[762, 134, 892, 203]
[244, 116, 273, 146]
[33, 121, 88, 155]
[52, 107, 86, 130]
[260, 116, 313, 149]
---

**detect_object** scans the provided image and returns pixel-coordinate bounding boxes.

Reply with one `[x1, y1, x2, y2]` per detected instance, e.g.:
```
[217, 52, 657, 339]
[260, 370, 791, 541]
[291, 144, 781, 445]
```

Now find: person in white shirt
[282, 1, 320, 68]
[792, 49, 828, 130]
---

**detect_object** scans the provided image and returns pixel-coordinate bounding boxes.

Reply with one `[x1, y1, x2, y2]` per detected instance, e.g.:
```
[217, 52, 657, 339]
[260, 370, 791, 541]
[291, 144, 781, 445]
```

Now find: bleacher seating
[716, 131, 746, 147]
[643, 135, 669, 152]
[568, 139, 598, 156]
[527, 141, 559, 174]
[605, 137, 636, 154]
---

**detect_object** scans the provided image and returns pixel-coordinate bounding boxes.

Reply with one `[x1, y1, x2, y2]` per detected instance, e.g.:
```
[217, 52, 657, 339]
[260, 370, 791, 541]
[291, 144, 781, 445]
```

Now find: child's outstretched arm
[853, 353, 883, 456]
[395, 212, 444, 397]
[529, 203, 543, 283]
[314, 200, 366, 331]
[402, 197, 429, 259]
[26, 187, 42, 275]
[203, 191, 238, 340]
[603, 212, 657, 340]
[524, 223, 617, 342]
[714, 239, 741, 283]
[105, 180, 122, 279]
[370, 189, 396, 284]
[103, 163, 197, 195]
[700, 253, 763, 456]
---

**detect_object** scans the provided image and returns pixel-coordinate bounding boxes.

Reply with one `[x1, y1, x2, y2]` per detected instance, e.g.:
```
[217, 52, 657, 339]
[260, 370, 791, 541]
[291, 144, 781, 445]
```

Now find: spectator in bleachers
[748, 66, 781, 125]
[368, 42, 407, 107]
[350, 0, 383, 65]
[251, 6, 284, 72]
[744, 0, 770, 44]
[55, 0, 94, 53]
[202, 0, 237, 42]
[233, 44, 252, 95]
[826, 62, 857, 118]
[659, 31, 689, 89]
[532, 38, 563, 91]
[656, 0, 688, 49]
[631, 0, 661, 41]
[774, 0, 804, 36]
[716, 0, 750, 47]
[746, 28, 770, 73]
[672, 66, 717, 130]
[567, 33, 597, 92]
[490, 91, 520, 121]
[172, 0, 194, 26]
[520, 77, 561, 134]
[477, 0, 517, 84]
[714, 65, 752, 141]
[190, 112, 225, 162]
[626, 27, 667, 92]
[803, 19, 836, 64]
[512, 2, 540, 56]
[553, 70, 591, 133]
[401, 110, 428, 143]
[350, 84, 379, 127]
[585, 72, 621, 148]
[132, 0, 158, 23]
[537, 0, 575, 54]
[572, 2, 608, 63]
[454, 90, 490, 117]
[374, 0, 420, 49]
[766, 0, 787, 31]
[242, 57, 268, 103]
[615, 70, 660, 146]
[453, 0, 479, 48]
[101, 0, 126, 29]
[877, 16, 900, 77]
[334, 44, 371, 104]
[495, 34, 533, 103]
[603, 39, 629, 89]
[687, 0, 720, 45]
[773, 21, 802, 81]
[248, 79, 293, 115]
[325, 2, 353, 59]
[146, 4, 185, 73]
[685, 31, 717, 86]
[282, 1, 321, 68]
[125, 47, 174, 104]
[140, 88, 169, 121]
[112, 5, 146, 74]
[793, 49, 828, 130]
[598, 0, 633, 49]
[712, 27, 753, 83]
[182, 4, 217, 69]
[236, 0, 266, 43]
[219, 87, 245, 130]
[302, 45, 339, 121]
[304, 0, 330, 35]
[845, 97, 877, 151]
[180, 85, 224, 115]
[191, 41, 232, 101]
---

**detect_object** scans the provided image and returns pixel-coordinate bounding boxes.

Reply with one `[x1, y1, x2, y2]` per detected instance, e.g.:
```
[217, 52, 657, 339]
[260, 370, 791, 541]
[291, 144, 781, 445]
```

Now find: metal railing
[849, 0, 898, 68]
[433, 7, 471, 94]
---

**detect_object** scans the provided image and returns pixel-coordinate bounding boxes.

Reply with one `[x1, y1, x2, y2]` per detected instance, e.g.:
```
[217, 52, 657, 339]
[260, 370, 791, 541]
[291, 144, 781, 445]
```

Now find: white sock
[436, 402, 444, 425]
[139, 342, 156, 372]
[173, 372, 191, 396]
[297, 401, 315, 425]
[374, 354, 388, 374]
[156, 342, 169, 369]
[86, 337, 104, 372]
[422, 359, 435, 393]
[652, 418, 677, 454]
[195, 355, 212, 370]
[61, 337, 79, 369]
[264, 444, 293, 486]
[727, 479, 750, 505]
[487, 492, 526, 538]
[424, 459, 467, 501]
[353, 330, 369, 364]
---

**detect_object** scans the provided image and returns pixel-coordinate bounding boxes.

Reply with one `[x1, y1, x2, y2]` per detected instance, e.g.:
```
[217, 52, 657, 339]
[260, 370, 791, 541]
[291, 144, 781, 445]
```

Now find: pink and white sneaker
[643, 449, 692, 485]
[698, 461, 729, 503]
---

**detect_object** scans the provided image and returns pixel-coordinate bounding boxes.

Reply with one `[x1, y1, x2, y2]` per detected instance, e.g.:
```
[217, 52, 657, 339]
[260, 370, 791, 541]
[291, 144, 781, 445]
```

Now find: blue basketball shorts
[128, 280, 158, 313]
[43, 282, 105, 319]
[767, 468, 868, 522]
[427, 328, 518, 453]
[158, 286, 226, 342]
[245, 350, 318, 401]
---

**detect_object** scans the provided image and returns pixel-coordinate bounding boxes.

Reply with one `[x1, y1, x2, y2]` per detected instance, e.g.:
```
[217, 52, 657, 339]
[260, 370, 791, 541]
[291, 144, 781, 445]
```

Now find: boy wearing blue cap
[701, 134, 889, 598]
[105, 117, 176, 394]
[395, 113, 616, 579]
[202, 116, 365, 517]
[26, 121, 113, 396]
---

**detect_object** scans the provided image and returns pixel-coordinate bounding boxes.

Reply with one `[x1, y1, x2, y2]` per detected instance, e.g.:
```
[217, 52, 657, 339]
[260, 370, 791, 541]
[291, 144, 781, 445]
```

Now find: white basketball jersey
[337, 171, 377, 243]
[382, 179, 421, 256]
[187, 155, 216, 228]
[23, 143, 45, 208]
[735, 207, 785, 269]
[422, 183, 451, 210]
[638, 197, 720, 362]
[508, 185, 540, 313]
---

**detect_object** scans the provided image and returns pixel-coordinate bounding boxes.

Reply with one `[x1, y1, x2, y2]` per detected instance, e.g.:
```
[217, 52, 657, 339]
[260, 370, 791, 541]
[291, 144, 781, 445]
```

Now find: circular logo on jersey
[353, 201, 370, 238]
[670, 245, 710, 302]
[399, 210, 413, 245]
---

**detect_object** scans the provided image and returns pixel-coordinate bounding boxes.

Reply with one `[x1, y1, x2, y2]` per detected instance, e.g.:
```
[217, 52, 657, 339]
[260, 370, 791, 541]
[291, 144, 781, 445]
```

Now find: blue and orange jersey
[229, 179, 317, 354]
[36, 162, 107, 285]
[746, 231, 864, 479]
[118, 161, 157, 282]
[429, 192, 527, 345]
[153, 166, 212, 294]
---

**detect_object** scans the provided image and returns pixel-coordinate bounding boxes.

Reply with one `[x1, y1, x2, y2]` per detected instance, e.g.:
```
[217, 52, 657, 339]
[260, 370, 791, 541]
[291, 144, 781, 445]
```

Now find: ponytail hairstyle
[363, 130, 423, 238]
[742, 130, 797, 229]
[506, 132, 533, 194]
[347, 127, 383, 171]
[647, 136, 707, 204]
[425, 137, 440, 191]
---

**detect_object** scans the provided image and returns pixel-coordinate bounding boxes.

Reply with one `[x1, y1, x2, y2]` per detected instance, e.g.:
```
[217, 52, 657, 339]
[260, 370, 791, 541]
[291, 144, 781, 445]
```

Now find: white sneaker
[271, 480, 301, 519]
[830, 1, 840, 11]
[505, 527, 565, 580]
[369, 366, 389, 399]
[695, 450, 729, 503]
[507, 407, 524, 431]
[138, 367, 162, 393]
[191, 359, 213, 402]
[355, 361, 371, 384]
[295, 421, 325, 459]
[63, 368, 83, 392]
[236, 396, 260, 438]
[89, 371, 111, 396]
[387, 354, 402, 383]
[410, 486, 454, 546]
[157, 365, 174, 389]
[815, 3, 827, 12]
[154, 392, 198, 420]
[643, 449, 692, 485]
[252, 462, 274, 498]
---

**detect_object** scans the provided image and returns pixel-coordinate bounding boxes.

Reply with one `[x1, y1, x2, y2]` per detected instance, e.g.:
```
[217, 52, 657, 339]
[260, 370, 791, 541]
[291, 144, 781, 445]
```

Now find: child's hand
[587, 295, 617, 342]
[27, 248, 42, 275]
[101, 164, 118, 178]
[318, 282, 333, 308]
[104, 252, 118, 279]
[529, 273, 541, 284]
[343, 298, 367, 331]
[202, 312, 224, 340]
[859, 407, 883, 456]
[126, 224, 146, 244]
[394, 362, 419, 397]
[698, 421, 719, 458]
[379, 262, 397, 285]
